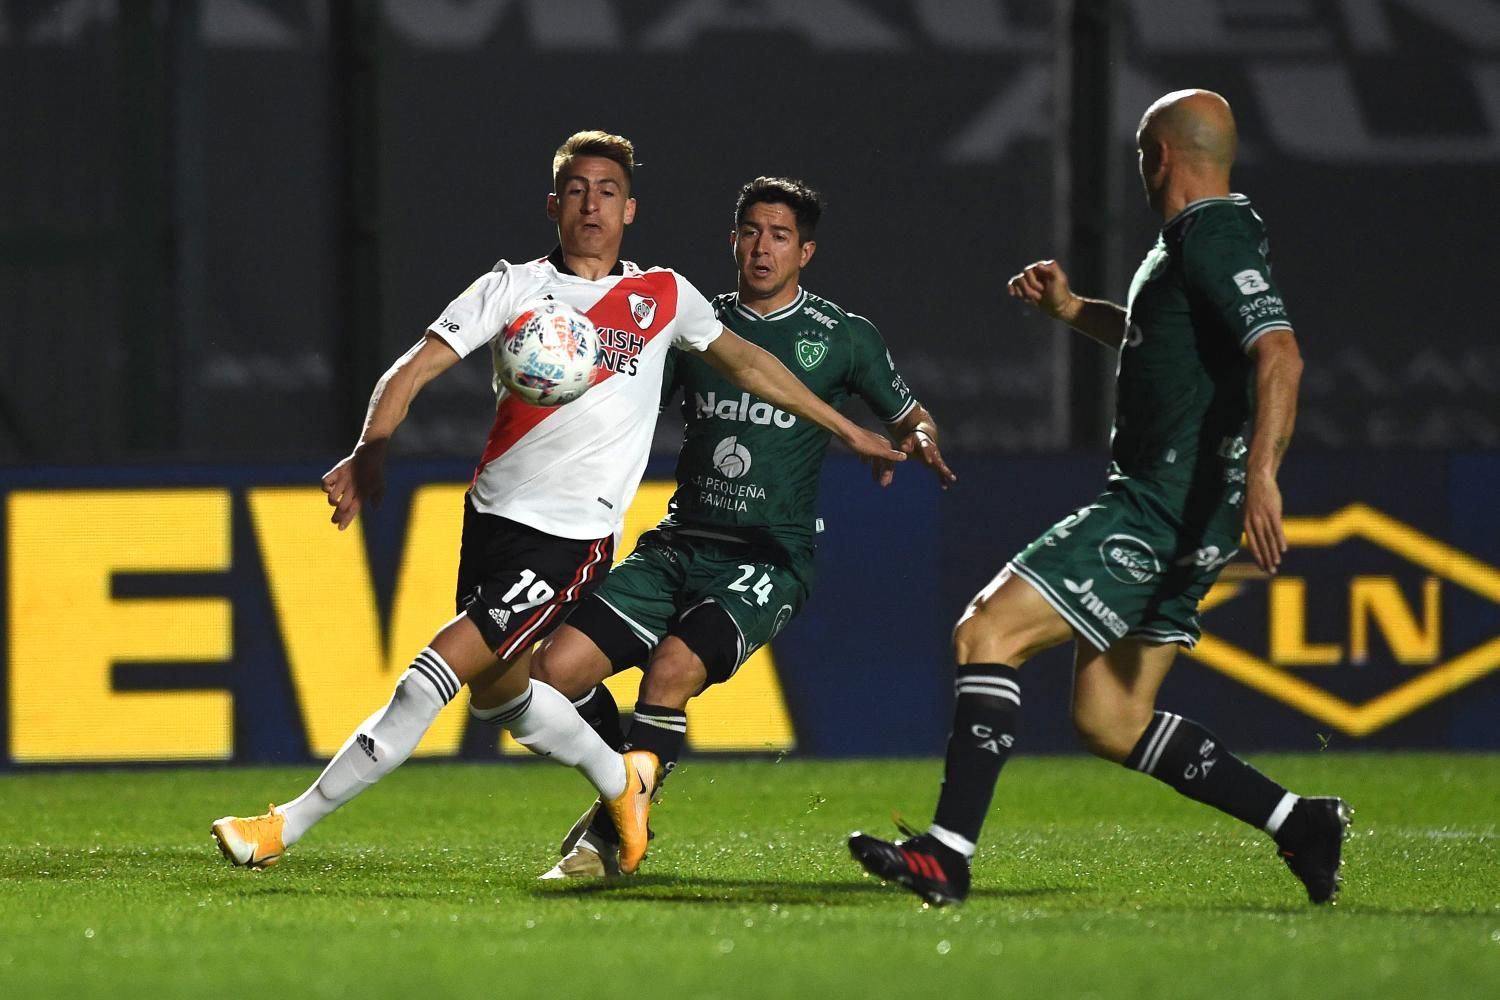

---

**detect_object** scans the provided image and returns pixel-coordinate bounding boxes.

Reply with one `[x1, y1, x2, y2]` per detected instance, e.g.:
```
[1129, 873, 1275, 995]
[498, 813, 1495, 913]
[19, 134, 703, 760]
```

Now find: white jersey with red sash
[431, 249, 722, 540]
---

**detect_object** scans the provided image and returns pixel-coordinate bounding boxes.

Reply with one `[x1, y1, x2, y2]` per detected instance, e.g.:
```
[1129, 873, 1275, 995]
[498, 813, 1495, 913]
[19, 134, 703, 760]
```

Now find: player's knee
[952, 612, 1044, 667]
[530, 631, 607, 699]
[952, 614, 994, 662]
[640, 641, 706, 707]
[1071, 701, 1151, 763]
[952, 581, 1070, 667]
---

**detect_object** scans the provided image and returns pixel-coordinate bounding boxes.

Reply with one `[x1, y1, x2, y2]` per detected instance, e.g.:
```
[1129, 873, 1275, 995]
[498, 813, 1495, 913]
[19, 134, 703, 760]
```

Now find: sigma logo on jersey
[694, 391, 797, 428]
[628, 293, 656, 330]
[1100, 534, 1161, 585]
[1232, 269, 1271, 294]
[712, 437, 752, 479]
[1237, 293, 1287, 325]
[596, 327, 647, 376]
[795, 335, 829, 371]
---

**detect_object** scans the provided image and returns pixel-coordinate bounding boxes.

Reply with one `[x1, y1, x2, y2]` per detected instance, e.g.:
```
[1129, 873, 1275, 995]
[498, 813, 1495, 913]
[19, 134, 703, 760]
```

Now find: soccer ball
[497, 299, 600, 406]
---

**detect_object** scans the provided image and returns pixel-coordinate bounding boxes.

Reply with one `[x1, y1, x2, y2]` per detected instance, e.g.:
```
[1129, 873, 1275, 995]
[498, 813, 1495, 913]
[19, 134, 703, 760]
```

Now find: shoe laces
[892, 813, 926, 842]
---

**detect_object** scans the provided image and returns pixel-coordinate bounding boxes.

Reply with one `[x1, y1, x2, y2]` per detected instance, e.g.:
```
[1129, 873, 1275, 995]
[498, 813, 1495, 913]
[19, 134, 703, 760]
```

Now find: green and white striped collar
[731, 287, 808, 323]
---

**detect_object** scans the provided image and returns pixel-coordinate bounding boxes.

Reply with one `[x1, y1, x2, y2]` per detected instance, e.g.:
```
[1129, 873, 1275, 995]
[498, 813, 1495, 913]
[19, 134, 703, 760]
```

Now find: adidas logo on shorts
[489, 607, 511, 629]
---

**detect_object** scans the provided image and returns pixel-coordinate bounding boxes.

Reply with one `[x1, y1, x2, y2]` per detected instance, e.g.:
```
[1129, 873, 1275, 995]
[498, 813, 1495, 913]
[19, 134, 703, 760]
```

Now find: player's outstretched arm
[1243, 328, 1303, 574]
[1007, 259, 1126, 348]
[871, 402, 956, 489]
[701, 327, 904, 465]
[322, 333, 462, 531]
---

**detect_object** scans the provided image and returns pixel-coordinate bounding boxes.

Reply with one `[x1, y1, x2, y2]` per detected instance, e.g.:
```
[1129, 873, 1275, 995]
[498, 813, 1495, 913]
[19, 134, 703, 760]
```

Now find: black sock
[621, 702, 687, 776]
[932, 664, 1021, 845]
[1124, 711, 1292, 834]
[586, 702, 686, 845]
[572, 683, 625, 751]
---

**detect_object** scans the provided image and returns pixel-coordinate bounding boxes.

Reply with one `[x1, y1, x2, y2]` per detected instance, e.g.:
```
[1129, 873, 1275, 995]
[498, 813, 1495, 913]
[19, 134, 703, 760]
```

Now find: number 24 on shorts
[728, 564, 775, 606]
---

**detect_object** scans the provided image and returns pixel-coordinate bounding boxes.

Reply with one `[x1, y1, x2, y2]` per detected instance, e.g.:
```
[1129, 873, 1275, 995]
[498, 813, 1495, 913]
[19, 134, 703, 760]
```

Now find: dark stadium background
[2, 1, 1498, 766]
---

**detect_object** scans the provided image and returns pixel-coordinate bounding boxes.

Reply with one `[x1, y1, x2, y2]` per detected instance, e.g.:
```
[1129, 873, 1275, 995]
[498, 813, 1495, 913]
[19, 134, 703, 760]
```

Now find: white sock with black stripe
[276, 647, 460, 847]
[496, 680, 627, 800]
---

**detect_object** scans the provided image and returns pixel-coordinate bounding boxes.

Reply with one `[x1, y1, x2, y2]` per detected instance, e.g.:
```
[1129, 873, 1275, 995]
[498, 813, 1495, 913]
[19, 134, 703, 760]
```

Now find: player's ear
[800, 239, 817, 267]
[545, 193, 560, 221]
[1143, 135, 1169, 183]
[623, 196, 637, 226]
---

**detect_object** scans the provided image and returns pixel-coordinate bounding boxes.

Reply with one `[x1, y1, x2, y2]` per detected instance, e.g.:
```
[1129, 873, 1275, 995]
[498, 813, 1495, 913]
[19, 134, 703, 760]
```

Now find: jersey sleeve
[658, 346, 681, 412]
[429, 262, 523, 359]
[670, 273, 724, 353]
[847, 317, 917, 424]
[1183, 216, 1294, 352]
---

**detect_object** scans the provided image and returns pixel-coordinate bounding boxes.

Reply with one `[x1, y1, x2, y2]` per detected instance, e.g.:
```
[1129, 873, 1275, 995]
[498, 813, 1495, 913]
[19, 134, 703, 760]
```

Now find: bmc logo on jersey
[628, 293, 656, 330]
[1232, 269, 1270, 294]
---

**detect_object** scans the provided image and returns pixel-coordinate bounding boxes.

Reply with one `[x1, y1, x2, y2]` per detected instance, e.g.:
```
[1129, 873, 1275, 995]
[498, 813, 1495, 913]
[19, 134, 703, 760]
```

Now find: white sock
[485, 679, 627, 799]
[1263, 792, 1300, 836]
[929, 823, 977, 859]
[277, 648, 460, 847]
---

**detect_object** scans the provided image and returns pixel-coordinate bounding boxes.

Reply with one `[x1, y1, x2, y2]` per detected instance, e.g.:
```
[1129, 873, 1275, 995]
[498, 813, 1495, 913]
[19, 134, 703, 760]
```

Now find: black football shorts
[455, 496, 614, 660]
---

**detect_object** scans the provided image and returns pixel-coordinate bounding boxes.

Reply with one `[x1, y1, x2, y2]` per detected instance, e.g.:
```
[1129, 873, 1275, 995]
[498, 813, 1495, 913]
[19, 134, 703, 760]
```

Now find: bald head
[1138, 89, 1237, 172]
[1135, 89, 1237, 217]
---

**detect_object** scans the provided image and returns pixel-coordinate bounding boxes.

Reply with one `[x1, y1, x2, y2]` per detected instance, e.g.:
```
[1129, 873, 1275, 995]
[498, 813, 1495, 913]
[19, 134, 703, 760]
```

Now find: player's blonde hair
[552, 130, 636, 191]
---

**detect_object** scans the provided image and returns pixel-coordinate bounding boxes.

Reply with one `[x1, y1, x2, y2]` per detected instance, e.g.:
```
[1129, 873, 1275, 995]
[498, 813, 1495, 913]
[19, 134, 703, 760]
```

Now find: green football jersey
[658, 287, 915, 568]
[1112, 194, 1294, 504]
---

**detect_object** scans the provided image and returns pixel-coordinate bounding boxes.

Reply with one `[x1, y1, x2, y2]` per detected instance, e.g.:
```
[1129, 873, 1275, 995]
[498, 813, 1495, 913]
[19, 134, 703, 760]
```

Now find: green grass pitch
[2, 753, 1496, 999]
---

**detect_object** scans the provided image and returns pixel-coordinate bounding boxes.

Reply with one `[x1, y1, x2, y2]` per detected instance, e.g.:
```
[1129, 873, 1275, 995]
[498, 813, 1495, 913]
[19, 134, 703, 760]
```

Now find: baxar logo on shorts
[1101, 534, 1161, 585]
[1189, 504, 1500, 737]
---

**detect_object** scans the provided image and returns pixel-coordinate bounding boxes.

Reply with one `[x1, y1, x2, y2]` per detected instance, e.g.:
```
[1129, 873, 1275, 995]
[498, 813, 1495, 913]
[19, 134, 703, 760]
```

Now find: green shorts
[592, 529, 809, 682]
[1009, 479, 1241, 651]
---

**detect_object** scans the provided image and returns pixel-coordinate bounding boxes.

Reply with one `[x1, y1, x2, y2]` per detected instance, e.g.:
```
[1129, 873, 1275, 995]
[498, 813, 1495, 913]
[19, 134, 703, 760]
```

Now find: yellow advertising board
[6, 483, 794, 763]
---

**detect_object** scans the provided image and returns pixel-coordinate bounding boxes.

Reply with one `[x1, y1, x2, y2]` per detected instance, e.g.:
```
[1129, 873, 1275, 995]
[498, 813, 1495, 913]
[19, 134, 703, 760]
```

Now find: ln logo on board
[1189, 504, 1500, 737]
